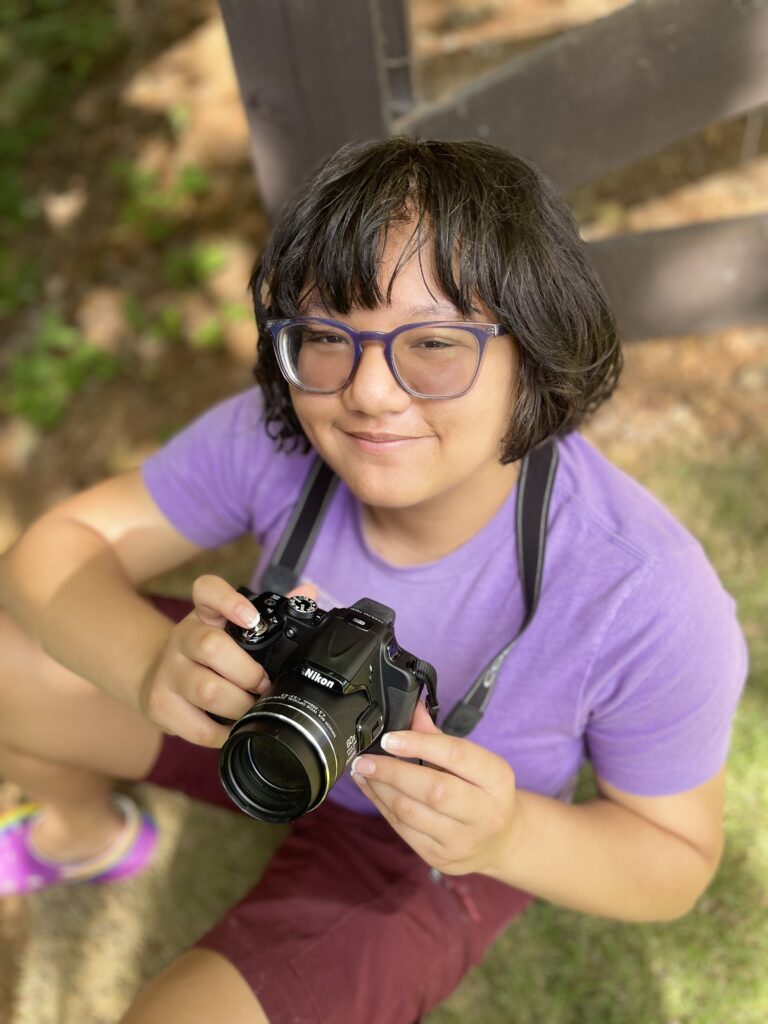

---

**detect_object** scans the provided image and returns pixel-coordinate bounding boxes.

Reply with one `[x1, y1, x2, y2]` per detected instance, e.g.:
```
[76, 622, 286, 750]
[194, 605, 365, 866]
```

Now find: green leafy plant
[0, 311, 120, 430]
[190, 317, 224, 350]
[124, 295, 186, 346]
[162, 244, 226, 288]
[112, 160, 212, 243]
[0, 2, 123, 316]
[221, 301, 251, 323]
[167, 103, 191, 139]
[0, 253, 42, 317]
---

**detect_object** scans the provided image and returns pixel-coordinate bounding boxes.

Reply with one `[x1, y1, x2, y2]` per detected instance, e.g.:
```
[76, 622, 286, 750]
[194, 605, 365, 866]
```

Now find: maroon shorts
[146, 596, 533, 1024]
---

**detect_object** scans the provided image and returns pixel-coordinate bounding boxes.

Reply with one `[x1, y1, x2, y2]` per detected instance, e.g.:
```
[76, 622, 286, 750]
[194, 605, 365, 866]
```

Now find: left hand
[351, 702, 518, 876]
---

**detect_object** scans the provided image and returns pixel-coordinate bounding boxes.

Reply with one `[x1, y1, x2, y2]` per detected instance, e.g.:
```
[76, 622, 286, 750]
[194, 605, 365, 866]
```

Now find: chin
[339, 466, 429, 509]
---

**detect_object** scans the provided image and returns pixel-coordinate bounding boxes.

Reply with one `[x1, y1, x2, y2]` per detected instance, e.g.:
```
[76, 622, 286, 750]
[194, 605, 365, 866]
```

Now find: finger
[410, 700, 440, 733]
[286, 582, 318, 602]
[192, 575, 261, 629]
[152, 690, 232, 749]
[179, 662, 261, 722]
[180, 619, 269, 693]
[360, 776, 463, 847]
[351, 754, 476, 826]
[355, 775, 448, 858]
[378, 730, 502, 791]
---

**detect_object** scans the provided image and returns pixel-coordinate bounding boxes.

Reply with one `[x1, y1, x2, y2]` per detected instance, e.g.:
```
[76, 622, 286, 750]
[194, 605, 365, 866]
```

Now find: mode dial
[288, 595, 318, 620]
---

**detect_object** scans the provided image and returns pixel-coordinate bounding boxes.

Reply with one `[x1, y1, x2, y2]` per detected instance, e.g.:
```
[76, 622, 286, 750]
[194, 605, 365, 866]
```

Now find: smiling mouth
[347, 432, 418, 443]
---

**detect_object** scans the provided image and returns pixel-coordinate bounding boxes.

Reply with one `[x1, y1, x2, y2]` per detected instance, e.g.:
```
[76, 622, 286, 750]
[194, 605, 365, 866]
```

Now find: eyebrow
[304, 302, 471, 320]
[403, 303, 465, 319]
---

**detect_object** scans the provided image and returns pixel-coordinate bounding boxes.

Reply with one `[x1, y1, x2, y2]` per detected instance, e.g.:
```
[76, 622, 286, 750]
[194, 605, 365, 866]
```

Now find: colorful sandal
[0, 793, 157, 896]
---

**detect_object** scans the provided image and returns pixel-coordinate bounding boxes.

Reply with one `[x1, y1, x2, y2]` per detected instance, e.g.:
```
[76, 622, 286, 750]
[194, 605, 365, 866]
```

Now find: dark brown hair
[250, 136, 622, 463]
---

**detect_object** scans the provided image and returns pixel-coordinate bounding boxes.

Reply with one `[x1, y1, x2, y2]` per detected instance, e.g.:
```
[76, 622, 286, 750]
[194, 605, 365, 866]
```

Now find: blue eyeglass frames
[265, 317, 509, 400]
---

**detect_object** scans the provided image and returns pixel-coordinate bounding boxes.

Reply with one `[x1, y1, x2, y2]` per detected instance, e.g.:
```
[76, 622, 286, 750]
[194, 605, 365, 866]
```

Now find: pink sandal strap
[0, 794, 157, 896]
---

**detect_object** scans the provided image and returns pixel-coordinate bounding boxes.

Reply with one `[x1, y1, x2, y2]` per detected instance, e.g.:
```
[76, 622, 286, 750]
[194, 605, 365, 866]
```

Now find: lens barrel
[218, 679, 369, 823]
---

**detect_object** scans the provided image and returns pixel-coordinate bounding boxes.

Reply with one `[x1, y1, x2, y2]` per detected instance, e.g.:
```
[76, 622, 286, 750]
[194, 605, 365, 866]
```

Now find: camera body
[217, 589, 437, 823]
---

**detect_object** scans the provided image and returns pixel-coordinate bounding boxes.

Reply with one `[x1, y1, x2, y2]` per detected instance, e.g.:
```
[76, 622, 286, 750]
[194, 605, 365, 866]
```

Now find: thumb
[285, 582, 318, 603]
[409, 699, 441, 734]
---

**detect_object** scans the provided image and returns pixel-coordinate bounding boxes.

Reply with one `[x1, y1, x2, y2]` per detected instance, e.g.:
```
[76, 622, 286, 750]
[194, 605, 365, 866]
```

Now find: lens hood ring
[223, 707, 334, 818]
[253, 697, 340, 784]
[259, 705, 337, 792]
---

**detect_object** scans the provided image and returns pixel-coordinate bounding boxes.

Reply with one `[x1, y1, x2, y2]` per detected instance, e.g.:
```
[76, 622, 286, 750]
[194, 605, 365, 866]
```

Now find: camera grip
[385, 686, 420, 733]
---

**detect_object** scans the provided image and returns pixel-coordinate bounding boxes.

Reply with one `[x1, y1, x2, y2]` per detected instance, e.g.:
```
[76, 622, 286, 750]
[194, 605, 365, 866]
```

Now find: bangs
[258, 140, 496, 319]
[251, 137, 621, 461]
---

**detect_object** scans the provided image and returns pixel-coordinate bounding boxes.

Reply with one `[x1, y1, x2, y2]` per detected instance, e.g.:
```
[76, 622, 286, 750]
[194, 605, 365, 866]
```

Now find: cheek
[290, 393, 332, 441]
[476, 346, 518, 428]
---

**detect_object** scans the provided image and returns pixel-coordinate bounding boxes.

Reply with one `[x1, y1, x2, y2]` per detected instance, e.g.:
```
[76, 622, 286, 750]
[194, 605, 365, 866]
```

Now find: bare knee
[0, 606, 92, 705]
[0, 604, 104, 728]
[121, 948, 269, 1024]
[0, 607, 162, 780]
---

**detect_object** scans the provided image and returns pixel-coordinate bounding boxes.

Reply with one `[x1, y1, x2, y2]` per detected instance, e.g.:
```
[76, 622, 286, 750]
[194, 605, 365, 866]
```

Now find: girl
[0, 138, 747, 1023]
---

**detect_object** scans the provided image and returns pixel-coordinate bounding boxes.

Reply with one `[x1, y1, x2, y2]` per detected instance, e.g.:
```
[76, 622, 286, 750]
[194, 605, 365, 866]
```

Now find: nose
[342, 341, 411, 415]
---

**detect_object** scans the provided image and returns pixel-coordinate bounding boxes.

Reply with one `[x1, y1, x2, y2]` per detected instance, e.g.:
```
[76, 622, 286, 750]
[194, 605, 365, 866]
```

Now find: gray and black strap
[259, 438, 559, 737]
[260, 458, 340, 595]
[441, 438, 559, 736]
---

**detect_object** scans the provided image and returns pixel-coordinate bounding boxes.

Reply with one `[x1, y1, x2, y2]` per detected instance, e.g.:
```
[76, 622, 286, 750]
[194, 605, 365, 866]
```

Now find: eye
[301, 330, 350, 346]
[413, 337, 456, 350]
[404, 330, 474, 353]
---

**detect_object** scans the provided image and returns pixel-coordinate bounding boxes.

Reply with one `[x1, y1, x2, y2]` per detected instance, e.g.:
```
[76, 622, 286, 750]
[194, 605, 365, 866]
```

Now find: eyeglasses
[265, 317, 508, 400]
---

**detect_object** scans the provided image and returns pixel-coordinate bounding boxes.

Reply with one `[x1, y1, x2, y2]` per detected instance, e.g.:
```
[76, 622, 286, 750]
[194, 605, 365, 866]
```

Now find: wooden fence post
[218, 0, 411, 220]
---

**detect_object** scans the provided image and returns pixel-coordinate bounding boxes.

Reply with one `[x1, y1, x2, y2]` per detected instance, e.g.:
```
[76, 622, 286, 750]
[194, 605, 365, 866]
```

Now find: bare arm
[0, 470, 205, 709]
[486, 770, 725, 921]
[350, 707, 726, 922]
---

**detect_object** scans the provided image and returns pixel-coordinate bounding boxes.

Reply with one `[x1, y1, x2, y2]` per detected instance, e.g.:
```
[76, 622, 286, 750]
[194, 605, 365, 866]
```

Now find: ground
[0, 1, 767, 1022]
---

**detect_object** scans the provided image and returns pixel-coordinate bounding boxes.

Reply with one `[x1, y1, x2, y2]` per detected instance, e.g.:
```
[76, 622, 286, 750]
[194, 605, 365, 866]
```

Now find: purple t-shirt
[141, 388, 748, 815]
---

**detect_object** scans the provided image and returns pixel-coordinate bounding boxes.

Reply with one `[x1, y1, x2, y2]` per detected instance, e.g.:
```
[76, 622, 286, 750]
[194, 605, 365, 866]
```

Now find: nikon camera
[214, 589, 438, 823]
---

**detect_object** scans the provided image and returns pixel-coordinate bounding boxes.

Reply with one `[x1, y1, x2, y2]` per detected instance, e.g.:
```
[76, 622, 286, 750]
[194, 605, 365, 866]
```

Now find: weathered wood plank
[377, 0, 414, 120]
[218, 0, 391, 218]
[399, 0, 768, 190]
[588, 214, 768, 340]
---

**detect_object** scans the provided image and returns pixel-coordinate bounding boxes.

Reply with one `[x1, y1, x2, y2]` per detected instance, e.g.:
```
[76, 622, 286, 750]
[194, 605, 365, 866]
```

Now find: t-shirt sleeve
[140, 388, 274, 547]
[583, 546, 748, 796]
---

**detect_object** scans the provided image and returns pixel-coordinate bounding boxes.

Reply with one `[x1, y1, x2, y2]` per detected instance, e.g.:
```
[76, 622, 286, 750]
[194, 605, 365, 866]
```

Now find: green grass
[429, 443, 768, 1023]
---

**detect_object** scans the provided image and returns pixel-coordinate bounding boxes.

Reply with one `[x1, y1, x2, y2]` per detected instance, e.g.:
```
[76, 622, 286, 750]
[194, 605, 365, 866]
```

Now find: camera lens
[246, 734, 307, 796]
[218, 674, 374, 823]
[219, 717, 324, 823]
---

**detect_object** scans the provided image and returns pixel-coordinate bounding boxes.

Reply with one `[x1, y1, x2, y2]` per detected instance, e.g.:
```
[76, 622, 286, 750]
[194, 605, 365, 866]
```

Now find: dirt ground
[0, 1, 767, 1021]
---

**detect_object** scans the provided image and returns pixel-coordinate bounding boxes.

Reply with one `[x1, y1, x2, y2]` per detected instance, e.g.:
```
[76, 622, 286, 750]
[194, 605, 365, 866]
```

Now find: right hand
[139, 574, 317, 748]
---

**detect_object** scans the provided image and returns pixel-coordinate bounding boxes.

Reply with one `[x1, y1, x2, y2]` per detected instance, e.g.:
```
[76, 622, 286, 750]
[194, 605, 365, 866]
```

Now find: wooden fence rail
[400, 0, 768, 191]
[218, 0, 768, 341]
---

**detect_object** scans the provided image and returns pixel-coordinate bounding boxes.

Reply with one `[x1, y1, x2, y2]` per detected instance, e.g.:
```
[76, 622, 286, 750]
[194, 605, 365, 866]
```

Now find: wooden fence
[218, 0, 768, 340]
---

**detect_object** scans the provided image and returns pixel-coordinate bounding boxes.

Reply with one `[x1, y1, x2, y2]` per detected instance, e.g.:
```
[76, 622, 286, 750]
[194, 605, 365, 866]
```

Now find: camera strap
[260, 458, 340, 596]
[260, 438, 559, 738]
[441, 438, 559, 736]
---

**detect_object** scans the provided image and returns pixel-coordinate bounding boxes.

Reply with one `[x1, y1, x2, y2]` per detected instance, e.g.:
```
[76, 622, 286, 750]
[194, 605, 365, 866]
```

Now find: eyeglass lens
[279, 321, 481, 398]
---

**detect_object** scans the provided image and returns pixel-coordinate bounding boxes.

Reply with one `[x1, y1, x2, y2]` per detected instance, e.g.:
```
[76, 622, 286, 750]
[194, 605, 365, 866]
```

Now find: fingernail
[352, 756, 375, 776]
[239, 607, 260, 629]
[381, 733, 403, 752]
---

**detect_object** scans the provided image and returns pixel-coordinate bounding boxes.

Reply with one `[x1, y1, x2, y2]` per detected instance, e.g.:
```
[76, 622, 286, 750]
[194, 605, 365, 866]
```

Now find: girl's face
[289, 224, 519, 511]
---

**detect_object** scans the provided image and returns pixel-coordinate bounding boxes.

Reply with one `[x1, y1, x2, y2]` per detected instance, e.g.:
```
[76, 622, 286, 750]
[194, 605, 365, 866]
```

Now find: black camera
[215, 589, 438, 823]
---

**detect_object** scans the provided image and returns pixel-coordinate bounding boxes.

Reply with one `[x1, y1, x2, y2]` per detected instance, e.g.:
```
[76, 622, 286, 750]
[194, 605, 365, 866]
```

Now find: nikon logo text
[302, 667, 336, 689]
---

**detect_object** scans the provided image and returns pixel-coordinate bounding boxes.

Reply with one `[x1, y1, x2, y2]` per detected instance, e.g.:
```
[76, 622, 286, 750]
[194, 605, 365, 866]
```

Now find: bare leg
[121, 949, 269, 1024]
[0, 608, 163, 861]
